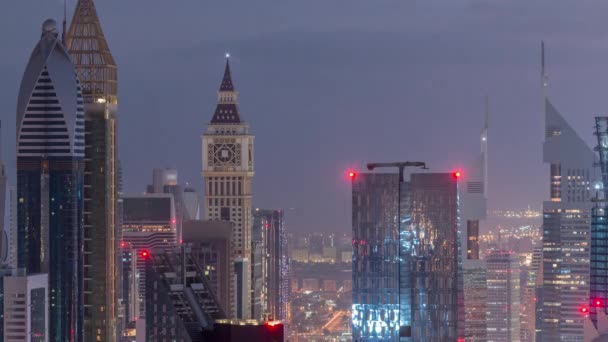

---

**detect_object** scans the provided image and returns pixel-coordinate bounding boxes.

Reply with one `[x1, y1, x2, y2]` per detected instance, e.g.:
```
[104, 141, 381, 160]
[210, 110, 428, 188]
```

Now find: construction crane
[366, 161, 428, 183]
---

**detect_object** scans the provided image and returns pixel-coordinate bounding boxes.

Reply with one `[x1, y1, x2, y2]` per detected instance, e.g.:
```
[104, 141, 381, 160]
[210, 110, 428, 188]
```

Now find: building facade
[182, 220, 233, 318]
[121, 193, 177, 318]
[66, 0, 119, 340]
[3, 272, 48, 342]
[254, 209, 288, 321]
[202, 57, 254, 318]
[16, 19, 85, 341]
[486, 250, 520, 342]
[351, 172, 461, 341]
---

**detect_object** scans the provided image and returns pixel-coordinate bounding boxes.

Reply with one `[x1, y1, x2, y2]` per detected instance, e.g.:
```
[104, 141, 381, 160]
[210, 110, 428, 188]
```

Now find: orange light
[266, 321, 280, 327]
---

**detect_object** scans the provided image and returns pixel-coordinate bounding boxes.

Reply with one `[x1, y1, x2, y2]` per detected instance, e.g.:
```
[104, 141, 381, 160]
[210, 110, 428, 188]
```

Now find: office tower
[462, 100, 489, 340]
[351, 171, 460, 341]
[65, 0, 119, 340]
[537, 43, 594, 341]
[235, 258, 250, 319]
[144, 246, 225, 341]
[182, 220, 233, 317]
[120, 245, 138, 325]
[464, 265, 487, 342]
[251, 241, 264, 320]
[146, 168, 197, 243]
[183, 184, 200, 220]
[254, 209, 288, 321]
[16, 19, 85, 341]
[121, 193, 177, 318]
[7, 187, 16, 270]
[202, 56, 255, 318]
[486, 250, 521, 342]
[3, 272, 48, 341]
[590, 117, 608, 328]
[0, 122, 6, 264]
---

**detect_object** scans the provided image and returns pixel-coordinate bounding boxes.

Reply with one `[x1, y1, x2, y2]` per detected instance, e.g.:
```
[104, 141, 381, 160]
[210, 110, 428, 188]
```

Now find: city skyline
[2, 1, 608, 236]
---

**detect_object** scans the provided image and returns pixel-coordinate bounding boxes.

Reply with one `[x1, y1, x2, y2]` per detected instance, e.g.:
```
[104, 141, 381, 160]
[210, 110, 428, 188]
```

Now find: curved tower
[16, 19, 84, 341]
[66, 0, 119, 340]
[202, 56, 255, 318]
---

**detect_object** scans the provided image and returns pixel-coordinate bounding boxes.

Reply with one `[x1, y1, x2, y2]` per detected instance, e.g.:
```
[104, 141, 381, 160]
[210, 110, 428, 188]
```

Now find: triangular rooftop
[66, 0, 117, 102]
[210, 58, 242, 124]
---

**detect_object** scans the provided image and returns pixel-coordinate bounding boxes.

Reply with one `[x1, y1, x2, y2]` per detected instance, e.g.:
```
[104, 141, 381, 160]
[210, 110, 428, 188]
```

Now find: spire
[541, 41, 548, 89]
[220, 53, 235, 91]
[210, 54, 242, 124]
[66, 0, 117, 103]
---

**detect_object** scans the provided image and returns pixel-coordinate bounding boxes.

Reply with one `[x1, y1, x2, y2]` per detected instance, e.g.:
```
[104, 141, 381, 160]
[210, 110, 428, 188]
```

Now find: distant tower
[66, 0, 119, 340]
[537, 41, 594, 341]
[486, 250, 521, 342]
[0, 121, 7, 263]
[202, 55, 255, 318]
[16, 19, 85, 341]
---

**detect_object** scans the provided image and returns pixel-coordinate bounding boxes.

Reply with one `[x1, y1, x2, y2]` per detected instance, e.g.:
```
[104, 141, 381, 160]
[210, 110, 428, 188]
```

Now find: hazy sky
[2, 0, 608, 234]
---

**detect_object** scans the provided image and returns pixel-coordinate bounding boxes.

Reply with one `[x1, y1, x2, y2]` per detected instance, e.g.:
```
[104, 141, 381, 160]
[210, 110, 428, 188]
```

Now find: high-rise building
[462, 100, 489, 341]
[0, 122, 6, 264]
[16, 19, 85, 341]
[251, 215, 265, 320]
[144, 245, 225, 341]
[254, 209, 288, 321]
[183, 184, 200, 221]
[121, 193, 177, 318]
[182, 220, 234, 317]
[202, 56, 255, 318]
[7, 187, 16, 270]
[537, 43, 594, 341]
[351, 171, 461, 341]
[464, 265, 487, 342]
[65, 0, 119, 340]
[486, 250, 521, 342]
[590, 117, 608, 329]
[2, 272, 48, 342]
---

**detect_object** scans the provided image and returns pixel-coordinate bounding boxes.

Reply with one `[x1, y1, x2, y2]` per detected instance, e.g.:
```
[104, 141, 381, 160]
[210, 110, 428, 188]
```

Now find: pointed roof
[66, 0, 117, 102]
[210, 57, 242, 124]
[220, 58, 234, 91]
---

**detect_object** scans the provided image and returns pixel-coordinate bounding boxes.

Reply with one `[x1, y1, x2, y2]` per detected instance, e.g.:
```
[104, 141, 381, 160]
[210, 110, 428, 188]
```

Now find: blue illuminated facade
[352, 172, 460, 341]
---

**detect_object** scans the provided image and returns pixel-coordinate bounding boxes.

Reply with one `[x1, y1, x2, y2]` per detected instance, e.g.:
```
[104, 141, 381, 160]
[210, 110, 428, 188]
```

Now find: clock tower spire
[202, 55, 255, 319]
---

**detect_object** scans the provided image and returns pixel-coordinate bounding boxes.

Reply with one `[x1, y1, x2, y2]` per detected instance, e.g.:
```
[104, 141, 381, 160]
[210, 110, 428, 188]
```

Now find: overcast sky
[2, 0, 608, 234]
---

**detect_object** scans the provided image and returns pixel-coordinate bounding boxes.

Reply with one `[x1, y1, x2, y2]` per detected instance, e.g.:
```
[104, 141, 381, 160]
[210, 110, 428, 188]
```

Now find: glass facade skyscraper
[351, 172, 460, 341]
[16, 19, 85, 341]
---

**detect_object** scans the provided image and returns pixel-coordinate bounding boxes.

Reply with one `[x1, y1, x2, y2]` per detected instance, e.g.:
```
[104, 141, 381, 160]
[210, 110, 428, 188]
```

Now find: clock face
[211, 143, 240, 166]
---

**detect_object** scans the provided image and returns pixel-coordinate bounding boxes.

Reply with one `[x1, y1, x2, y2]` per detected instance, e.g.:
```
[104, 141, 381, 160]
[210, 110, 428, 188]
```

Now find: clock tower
[202, 56, 254, 317]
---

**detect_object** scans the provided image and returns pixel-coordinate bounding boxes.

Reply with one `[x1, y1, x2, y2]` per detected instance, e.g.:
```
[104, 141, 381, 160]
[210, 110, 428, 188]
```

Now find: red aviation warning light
[453, 170, 462, 179]
[595, 299, 603, 307]
[348, 170, 357, 180]
[580, 305, 589, 314]
[140, 250, 150, 259]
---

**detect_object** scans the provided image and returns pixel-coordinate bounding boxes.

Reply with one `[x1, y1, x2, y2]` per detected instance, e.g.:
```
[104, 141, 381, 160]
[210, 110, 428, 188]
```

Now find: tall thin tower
[17, 19, 85, 341]
[537, 41, 594, 341]
[66, 0, 118, 340]
[202, 56, 255, 318]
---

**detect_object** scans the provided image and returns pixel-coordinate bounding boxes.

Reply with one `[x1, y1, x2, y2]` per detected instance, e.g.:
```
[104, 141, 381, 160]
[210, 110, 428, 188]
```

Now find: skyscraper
[486, 250, 521, 342]
[65, 0, 118, 340]
[351, 171, 461, 341]
[254, 209, 288, 321]
[537, 43, 594, 341]
[16, 19, 85, 341]
[0, 122, 7, 264]
[121, 193, 177, 318]
[202, 56, 255, 318]
[462, 100, 489, 341]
